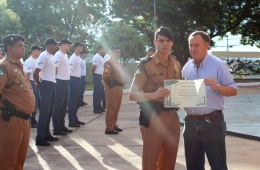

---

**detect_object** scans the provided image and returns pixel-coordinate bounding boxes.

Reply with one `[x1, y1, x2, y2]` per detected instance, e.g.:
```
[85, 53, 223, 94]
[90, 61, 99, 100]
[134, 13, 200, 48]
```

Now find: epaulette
[136, 57, 152, 78]
[171, 55, 177, 60]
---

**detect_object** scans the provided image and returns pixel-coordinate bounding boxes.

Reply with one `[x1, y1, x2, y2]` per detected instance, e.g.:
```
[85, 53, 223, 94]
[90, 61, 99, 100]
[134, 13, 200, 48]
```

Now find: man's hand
[153, 87, 170, 100]
[204, 78, 218, 91]
[34, 82, 40, 88]
[101, 80, 107, 87]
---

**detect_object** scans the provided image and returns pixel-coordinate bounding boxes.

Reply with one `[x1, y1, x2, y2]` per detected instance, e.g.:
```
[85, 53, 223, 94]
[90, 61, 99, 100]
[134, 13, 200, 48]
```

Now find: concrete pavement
[24, 86, 260, 170]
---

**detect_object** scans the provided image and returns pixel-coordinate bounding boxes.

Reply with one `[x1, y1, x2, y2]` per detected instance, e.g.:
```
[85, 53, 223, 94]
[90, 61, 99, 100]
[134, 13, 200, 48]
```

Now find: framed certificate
[164, 79, 207, 108]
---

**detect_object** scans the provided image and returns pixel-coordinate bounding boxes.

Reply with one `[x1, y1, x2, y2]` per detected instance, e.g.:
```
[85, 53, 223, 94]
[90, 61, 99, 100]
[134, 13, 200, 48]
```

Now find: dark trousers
[92, 73, 104, 111]
[30, 80, 39, 124]
[52, 79, 69, 130]
[68, 77, 80, 124]
[36, 80, 55, 142]
[183, 112, 228, 170]
[78, 76, 86, 105]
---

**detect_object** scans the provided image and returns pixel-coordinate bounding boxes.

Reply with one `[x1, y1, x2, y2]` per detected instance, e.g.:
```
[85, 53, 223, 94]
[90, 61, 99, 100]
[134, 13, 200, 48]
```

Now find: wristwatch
[213, 84, 219, 92]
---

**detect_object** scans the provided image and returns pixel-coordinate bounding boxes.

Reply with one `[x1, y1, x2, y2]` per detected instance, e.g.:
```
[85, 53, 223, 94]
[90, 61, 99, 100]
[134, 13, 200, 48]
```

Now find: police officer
[146, 47, 155, 58]
[68, 42, 85, 127]
[78, 50, 88, 107]
[25, 45, 43, 128]
[129, 27, 182, 170]
[34, 38, 59, 146]
[52, 38, 73, 135]
[102, 46, 124, 134]
[0, 34, 35, 169]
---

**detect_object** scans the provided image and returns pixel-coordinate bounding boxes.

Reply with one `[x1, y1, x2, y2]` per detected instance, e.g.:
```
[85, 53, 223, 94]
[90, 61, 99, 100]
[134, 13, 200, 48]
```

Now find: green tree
[0, 0, 21, 41]
[110, 0, 260, 66]
[100, 23, 148, 66]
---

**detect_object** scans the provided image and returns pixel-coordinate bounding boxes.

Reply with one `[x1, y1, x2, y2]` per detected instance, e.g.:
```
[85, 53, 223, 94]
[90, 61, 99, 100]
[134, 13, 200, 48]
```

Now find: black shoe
[99, 108, 105, 112]
[45, 135, 59, 141]
[68, 123, 80, 127]
[94, 109, 102, 114]
[53, 129, 67, 135]
[31, 124, 37, 128]
[61, 126, 73, 133]
[114, 128, 123, 132]
[76, 120, 85, 125]
[83, 102, 88, 105]
[36, 140, 50, 146]
[105, 130, 119, 135]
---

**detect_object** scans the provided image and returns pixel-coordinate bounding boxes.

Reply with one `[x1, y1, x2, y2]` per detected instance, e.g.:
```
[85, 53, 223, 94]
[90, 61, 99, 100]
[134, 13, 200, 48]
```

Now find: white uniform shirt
[54, 50, 70, 80]
[25, 56, 38, 81]
[80, 58, 86, 76]
[36, 50, 56, 83]
[92, 53, 104, 75]
[69, 53, 81, 78]
[103, 54, 110, 62]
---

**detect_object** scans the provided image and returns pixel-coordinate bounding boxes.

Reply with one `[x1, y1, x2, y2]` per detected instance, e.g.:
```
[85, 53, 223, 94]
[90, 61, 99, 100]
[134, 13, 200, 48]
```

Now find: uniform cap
[74, 41, 84, 48]
[2, 34, 25, 48]
[148, 47, 155, 52]
[81, 50, 88, 54]
[155, 27, 174, 42]
[60, 38, 73, 45]
[45, 38, 59, 46]
[97, 45, 104, 50]
[30, 45, 43, 51]
[66, 51, 73, 55]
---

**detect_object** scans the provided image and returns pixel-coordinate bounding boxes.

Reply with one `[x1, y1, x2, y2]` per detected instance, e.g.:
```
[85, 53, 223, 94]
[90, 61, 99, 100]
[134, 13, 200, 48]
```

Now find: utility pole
[154, 0, 156, 31]
[227, 35, 229, 52]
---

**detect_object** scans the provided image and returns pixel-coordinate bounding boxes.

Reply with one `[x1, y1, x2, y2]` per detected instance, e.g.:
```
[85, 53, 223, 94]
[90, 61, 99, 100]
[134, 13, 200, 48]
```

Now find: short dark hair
[97, 45, 104, 50]
[109, 46, 120, 52]
[2, 34, 25, 53]
[148, 48, 155, 53]
[188, 31, 210, 44]
[154, 27, 174, 42]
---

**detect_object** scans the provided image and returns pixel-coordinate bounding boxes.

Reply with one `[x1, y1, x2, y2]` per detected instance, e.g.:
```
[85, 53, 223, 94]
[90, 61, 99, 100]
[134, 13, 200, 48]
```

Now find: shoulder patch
[0, 69, 4, 76]
[105, 63, 110, 67]
[136, 67, 142, 75]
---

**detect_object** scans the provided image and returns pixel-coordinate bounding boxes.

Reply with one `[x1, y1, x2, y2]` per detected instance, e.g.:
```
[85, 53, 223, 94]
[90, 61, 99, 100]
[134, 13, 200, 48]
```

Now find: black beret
[2, 34, 25, 48]
[109, 46, 120, 51]
[60, 38, 73, 45]
[155, 27, 174, 42]
[74, 41, 84, 48]
[148, 47, 155, 52]
[31, 45, 43, 51]
[45, 38, 59, 46]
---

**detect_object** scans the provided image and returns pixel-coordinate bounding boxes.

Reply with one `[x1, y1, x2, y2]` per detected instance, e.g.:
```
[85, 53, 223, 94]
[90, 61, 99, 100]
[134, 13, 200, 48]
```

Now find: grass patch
[85, 83, 131, 91]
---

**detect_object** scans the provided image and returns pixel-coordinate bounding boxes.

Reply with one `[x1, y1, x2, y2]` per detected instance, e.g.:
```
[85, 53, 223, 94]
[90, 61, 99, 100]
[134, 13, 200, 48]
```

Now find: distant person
[182, 31, 237, 170]
[52, 38, 73, 135]
[34, 38, 59, 146]
[78, 50, 88, 107]
[103, 51, 110, 61]
[25, 45, 43, 128]
[0, 44, 5, 60]
[102, 46, 124, 135]
[0, 34, 35, 169]
[102, 50, 110, 109]
[146, 47, 155, 57]
[68, 42, 85, 127]
[92, 45, 106, 113]
[67, 51, 72, 59]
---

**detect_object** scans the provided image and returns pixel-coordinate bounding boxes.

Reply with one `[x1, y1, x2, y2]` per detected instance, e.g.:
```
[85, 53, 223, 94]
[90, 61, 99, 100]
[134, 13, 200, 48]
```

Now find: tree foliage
[110, 0, 260, 65]
[100, 23, 148, 66]
[5, 0, 108, 50]
[0, 0, 21, 39]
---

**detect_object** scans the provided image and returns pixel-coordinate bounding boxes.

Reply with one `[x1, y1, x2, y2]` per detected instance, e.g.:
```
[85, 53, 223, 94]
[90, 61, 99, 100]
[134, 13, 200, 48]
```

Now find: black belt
[187, 110, 222, 120]
[1, 109, 30, 120]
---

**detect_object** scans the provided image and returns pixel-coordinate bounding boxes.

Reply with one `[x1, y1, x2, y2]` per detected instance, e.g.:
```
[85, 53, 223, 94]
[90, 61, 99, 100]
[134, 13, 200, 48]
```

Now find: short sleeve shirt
[0, 57, 35, 114]
[36, 50, 56, 83]
[80, 58, 86, 76]
[25, 56, 38, 81]
[182, 53, 237, 115]
[69, 53, 81, 78]
[92, 53, 104, 75]
[54, 50, 70, 80]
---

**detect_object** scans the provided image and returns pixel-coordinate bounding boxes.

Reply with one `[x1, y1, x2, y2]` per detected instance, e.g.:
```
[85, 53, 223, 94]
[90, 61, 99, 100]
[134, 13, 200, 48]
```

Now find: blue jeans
[92, 73, 104, 110]
[52, 79, 69, 130]
[183, 112, 227, 170]
[36, 80, 55, 142]
[68, 77, 80, 124]
[30, 80, 39, 125]
[78, 76, 86, 105]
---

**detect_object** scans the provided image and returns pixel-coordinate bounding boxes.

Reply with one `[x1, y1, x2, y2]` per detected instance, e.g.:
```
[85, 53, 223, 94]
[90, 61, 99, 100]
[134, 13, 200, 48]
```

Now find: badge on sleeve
[174, 65, 179, 72]
[54, 61, 58, 64]
[0, 69, 4, 76]
[20, 84, 24, 88]
[105, 68, 109, 73]
[38, 62, 43, 65]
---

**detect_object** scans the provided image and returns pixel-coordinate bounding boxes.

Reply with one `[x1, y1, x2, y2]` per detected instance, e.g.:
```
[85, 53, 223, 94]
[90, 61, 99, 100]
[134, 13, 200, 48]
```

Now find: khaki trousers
[0, 114, 30, 170]
[105, 86, 123, 131]
[140, 110, 180, 170]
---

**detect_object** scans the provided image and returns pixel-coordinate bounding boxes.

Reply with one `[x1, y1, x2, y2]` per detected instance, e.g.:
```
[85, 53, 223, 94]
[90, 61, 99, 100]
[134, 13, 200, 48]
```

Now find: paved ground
[24, 86, 260, 170]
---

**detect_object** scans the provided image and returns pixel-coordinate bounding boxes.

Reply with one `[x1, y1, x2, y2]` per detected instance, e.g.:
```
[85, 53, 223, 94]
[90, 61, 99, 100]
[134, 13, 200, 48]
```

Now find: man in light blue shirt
[182, 31, 237, 170]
